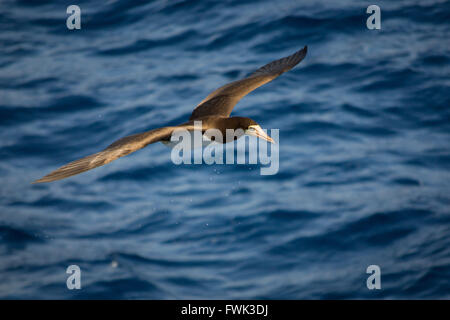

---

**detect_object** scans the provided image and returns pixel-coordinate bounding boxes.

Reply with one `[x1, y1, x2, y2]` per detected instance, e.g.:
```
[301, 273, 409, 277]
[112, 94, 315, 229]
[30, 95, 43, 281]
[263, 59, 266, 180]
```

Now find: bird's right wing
[32, 125, 192, 183]
[189, 46, 307, 120]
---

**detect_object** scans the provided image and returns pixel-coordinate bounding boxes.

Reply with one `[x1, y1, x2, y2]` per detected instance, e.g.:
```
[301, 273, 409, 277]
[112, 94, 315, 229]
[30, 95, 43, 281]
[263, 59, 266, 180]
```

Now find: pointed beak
[246, 126, 275, 144]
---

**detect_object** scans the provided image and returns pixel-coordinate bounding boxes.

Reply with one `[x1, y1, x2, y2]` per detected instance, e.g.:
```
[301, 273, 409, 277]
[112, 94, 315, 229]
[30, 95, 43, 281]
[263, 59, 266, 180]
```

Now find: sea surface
[1, 0, 450, 299]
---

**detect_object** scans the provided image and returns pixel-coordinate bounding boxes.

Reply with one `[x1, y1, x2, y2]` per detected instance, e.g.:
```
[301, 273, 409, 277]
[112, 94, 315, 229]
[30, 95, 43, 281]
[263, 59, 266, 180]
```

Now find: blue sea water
[1, 0, 450, 299]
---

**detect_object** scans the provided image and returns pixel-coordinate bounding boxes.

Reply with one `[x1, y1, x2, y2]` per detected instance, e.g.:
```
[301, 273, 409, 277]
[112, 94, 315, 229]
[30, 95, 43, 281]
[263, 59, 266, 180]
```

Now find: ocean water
[1, 0, 450, 299]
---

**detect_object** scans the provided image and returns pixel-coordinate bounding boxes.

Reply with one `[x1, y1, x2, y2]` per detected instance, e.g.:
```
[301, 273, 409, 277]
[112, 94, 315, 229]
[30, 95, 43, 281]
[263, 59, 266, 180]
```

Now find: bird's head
[241, 118, 275, 144]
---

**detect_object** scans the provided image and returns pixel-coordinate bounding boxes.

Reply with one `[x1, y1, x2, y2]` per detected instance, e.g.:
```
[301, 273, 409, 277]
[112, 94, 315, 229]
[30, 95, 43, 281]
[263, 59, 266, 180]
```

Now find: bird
[32, 46, 308, 183]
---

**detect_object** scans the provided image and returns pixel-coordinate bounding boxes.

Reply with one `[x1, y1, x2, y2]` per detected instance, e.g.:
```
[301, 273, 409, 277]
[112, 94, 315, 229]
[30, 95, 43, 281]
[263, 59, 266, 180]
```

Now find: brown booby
[33, 46, 307, 183]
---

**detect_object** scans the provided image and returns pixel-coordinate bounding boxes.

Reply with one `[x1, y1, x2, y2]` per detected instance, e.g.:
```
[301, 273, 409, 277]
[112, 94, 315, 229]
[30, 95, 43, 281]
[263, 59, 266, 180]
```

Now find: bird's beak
[246, 125, 275, 144]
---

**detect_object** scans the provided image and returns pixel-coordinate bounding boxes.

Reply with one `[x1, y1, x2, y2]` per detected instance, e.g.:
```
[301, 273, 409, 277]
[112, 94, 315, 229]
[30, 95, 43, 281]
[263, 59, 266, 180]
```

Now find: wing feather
[32, 126, 178, 183]
[190, 46, 307, 120]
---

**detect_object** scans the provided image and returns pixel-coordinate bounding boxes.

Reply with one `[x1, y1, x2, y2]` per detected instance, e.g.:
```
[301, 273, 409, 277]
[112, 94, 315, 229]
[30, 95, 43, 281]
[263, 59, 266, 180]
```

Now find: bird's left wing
[32, 124, 192, 183]
[190, 46, 307, 120]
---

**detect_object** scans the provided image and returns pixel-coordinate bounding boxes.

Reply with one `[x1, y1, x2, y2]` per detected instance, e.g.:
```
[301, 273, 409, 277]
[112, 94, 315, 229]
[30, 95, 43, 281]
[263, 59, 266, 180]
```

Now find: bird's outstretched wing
[32, 125, 185, 183]
[190, 46, 307, 120]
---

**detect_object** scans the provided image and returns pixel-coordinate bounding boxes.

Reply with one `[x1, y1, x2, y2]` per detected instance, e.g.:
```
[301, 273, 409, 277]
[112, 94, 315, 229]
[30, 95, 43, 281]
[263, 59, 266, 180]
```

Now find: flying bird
[33, 46, 308, 183]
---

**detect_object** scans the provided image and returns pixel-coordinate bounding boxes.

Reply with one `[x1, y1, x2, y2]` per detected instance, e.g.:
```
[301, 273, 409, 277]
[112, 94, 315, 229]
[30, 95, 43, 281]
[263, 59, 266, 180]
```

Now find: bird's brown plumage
[33, 46, 307, 183]
[32, 126, 182, 183]
[190, 46, 307, 120]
